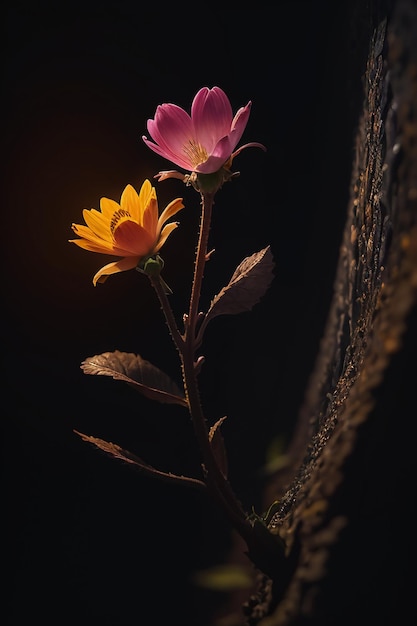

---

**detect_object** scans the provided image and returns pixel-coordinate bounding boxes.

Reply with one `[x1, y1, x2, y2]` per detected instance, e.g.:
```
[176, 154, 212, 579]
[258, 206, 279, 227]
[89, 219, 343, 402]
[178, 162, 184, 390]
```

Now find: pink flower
[142, 86, 265, 175]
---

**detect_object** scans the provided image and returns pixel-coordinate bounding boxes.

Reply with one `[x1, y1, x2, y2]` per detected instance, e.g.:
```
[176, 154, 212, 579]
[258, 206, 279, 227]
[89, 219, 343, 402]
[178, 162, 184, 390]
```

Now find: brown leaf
[74, 430, 154, 467]
[209, 416, 228, 478]
[199, 246, 275, 335]
[74, 431, 206, 490]
[81, 350, 187, 407]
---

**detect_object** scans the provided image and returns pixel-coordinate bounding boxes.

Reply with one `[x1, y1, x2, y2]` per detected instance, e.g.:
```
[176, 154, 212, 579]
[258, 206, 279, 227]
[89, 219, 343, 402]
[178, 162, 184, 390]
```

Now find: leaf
[74, 431, 206, 490]
[199, 246, 275, 334]
[209, 416, 228, 479]
[74, 430, 155, 467]
[81, 350, 187, 407]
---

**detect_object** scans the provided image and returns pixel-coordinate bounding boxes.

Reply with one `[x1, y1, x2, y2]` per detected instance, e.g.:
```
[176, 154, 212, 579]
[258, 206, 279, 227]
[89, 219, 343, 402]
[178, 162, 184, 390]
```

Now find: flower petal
[120, 184, 140, 222]
[141, 196, 158, 238]
[69, 237, 115, 255]
[228, 102, 252, 149]
[82, 209, 112, 240]
[69, 234, 128, 256]
[192, 87, 233, 152]
[71, 222, 112, 247]
[153, 222, 179, 253]
[145, 103, 195, 168]
[194, 133, 235, 173]
[156, 197, 184, 234]
[137, 179, 154, 214]
[112, 220, 154, 256]
[93, 257, 140, 286]
[100, 197, 121, 218]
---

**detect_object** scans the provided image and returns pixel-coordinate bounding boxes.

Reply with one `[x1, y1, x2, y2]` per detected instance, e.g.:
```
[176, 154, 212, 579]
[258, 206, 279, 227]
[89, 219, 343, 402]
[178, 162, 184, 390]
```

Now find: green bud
[137, 254, 164, 277]
[136, 255, 172, 295]
[191, 167, 238, 194]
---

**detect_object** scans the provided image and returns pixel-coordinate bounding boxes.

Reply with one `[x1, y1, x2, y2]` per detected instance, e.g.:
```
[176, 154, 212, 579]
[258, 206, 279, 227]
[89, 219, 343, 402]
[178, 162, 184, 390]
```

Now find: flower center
[183, 139, 208, 167]
[110, 208, 131, 235]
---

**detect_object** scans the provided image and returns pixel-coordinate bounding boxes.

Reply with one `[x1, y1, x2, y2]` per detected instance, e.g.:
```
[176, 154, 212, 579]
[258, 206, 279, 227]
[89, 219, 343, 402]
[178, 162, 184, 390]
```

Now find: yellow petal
[93, 256, 140, 286]
[69, 237, 129, 256]
[71, 223, 105, 243]
[137, 179, 153, 211]
[120, 184, 141, 223]
[70, 221, 130, 255]
[82, 209, 112, 240]
[142, 196, 158, 238]
[156, 198, 184, 234]
[153, 222, 178, 253]
[71, 222, 113, 248]
[100, 197, 122, 218]
[69, 238, 112, 254]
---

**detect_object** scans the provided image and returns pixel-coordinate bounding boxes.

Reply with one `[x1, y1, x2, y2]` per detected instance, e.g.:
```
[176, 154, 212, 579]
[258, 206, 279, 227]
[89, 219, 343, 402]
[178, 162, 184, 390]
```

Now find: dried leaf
[74, 430, 154, 468]
[201, 246, 275, 332]
[81, 350, 187, 407]
[209, 416, 228, 478]
[74, 431, 206, 490]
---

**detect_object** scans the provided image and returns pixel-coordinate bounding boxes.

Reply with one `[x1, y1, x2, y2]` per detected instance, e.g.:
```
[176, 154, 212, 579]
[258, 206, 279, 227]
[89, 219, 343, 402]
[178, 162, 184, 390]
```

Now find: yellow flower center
[110, 208, 131, 235]
[183, 139, 208, 167]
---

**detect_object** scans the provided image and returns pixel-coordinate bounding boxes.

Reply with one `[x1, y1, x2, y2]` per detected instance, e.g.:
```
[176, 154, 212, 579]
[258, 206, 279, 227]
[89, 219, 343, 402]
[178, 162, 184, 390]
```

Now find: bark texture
[245, 1, 417, 624]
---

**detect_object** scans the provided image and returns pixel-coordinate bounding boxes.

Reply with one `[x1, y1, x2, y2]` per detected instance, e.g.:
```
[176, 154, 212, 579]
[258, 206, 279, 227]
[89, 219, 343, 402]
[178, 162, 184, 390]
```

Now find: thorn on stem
[194, 356, 205, 373]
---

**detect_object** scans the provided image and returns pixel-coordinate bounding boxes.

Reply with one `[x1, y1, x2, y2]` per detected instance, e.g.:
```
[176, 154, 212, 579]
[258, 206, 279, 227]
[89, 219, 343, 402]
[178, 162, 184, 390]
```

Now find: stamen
[110, 208, 131, 234]
[182, 139, 208, 167]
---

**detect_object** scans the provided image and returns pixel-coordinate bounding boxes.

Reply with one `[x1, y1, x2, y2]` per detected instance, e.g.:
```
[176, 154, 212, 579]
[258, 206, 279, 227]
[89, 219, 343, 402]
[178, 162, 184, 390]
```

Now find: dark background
[3, 2, 388, 624]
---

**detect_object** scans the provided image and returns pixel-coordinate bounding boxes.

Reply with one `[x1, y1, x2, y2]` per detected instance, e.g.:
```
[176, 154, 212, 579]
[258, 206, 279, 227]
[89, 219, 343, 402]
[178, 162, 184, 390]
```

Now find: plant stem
[183, 192, 254, 534]
[186, 192, 214, 339]
[180, 343, 253, 537]
[150, 276, 185, 353]
[151, 191, 256, 546]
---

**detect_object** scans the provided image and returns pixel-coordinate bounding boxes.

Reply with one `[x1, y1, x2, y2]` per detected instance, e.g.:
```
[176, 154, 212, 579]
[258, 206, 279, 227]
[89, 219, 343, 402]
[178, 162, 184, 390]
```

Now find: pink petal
[143, 103, 196, 169]
[193, 133, 234, 173]
[228, 102, 252, 150]
[194, 155, 229, 174]
[192, 87, 234, 153]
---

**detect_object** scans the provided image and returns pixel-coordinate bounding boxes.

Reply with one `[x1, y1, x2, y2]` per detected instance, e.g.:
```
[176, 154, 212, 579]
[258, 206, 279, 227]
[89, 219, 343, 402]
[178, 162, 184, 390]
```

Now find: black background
[3, 2, 383, 624]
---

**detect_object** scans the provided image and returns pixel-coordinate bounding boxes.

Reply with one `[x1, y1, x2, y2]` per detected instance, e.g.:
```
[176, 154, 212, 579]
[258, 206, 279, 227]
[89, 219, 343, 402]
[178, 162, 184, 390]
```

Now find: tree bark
[246, 1, 417, 623]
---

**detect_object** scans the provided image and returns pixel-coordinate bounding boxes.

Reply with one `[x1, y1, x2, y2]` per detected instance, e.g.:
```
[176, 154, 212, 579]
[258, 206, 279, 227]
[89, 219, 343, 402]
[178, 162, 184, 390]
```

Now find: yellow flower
[70, 180, 184, 286]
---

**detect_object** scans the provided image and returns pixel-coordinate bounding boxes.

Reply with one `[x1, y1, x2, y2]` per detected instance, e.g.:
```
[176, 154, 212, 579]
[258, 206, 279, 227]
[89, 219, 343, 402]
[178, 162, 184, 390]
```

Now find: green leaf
[81, 350, 187, 407]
